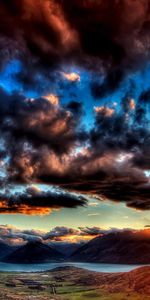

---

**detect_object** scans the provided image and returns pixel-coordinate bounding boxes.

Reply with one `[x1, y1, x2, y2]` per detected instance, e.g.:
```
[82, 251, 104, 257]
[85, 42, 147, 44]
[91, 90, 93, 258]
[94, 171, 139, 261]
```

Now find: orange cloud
[0, 201, 53, 215]
[58, 234, 98, 243]
[94, 106, 115, 117]
[63, 72, 80, 82]
[129, 98, 136, 110]
[43, 94, 59, 106]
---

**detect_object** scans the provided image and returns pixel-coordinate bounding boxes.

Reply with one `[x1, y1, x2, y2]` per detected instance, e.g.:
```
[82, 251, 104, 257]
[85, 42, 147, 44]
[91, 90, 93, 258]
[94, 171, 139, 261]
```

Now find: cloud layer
[0, 86, 149, 212]
[0, 186, 87, 215]
[0, 1, 149, 213]
[1, 0, 150, 94]
[0, 224, 141, 245]
[0, 225, 106, 245]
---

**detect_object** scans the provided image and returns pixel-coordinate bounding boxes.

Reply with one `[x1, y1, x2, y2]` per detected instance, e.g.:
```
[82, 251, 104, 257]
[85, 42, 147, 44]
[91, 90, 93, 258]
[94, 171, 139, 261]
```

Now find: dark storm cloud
[37, 101, 150, 210]
[0, 88, 88, 214]
[0, 88, 86, 184]
[90, 99, 150, 161]
[0, 185, 87, 215]
[59, 0, 150, 97]
[0, 87, 149, 211]
[66, 101, 83, 118]
[139, 89, 150, 104]
[0, 0, 150, 94]
[57, 176, 150, 211]
[0, 89, 85, 156]
[91, 69, 125, 99]
[0, 0, 78, 89]
[0, 1, 149, 212]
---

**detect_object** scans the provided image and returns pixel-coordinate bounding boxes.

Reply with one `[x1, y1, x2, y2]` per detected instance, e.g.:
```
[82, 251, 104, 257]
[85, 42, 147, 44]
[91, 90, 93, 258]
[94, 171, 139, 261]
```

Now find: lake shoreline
[0, 261, 149, 273]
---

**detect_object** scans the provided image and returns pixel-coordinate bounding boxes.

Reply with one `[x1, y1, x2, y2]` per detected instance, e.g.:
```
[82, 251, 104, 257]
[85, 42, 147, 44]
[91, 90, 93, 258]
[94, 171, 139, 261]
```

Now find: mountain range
[3, 241, 63, 264]
[70, 230, 150, 264]
[1, 230, 150, 264]
[0, 241, 18, 260]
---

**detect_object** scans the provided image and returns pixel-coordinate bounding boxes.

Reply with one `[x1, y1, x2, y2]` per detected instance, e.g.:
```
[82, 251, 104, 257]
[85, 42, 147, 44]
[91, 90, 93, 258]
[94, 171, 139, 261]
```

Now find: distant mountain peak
[2, 241, 64, 264]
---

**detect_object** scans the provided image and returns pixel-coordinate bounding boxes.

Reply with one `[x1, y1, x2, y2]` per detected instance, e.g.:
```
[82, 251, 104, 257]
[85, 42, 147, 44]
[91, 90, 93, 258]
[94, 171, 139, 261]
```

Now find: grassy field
[0, 266, 149, 300]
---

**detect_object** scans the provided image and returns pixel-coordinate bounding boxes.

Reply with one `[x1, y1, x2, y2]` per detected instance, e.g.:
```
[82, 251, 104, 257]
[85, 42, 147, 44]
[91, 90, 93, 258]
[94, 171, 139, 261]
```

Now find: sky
[0, 0, 149, 244]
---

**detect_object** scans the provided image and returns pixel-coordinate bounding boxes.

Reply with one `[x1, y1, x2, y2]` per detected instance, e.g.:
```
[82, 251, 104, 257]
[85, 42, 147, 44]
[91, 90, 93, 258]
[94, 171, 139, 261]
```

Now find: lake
[0, 262, 146, 273]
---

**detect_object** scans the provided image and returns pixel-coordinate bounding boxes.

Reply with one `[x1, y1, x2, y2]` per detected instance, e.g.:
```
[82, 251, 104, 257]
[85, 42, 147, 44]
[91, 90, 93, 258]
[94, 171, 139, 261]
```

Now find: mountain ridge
[2, 240, 64, 264]
[70, 230, 150, 264]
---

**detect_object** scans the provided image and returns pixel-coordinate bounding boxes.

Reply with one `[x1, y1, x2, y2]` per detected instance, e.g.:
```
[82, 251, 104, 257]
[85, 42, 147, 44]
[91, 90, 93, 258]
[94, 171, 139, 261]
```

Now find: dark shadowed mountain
[0, 241, 18, 259]
[70, 230, 150, 264]
[51, 242, 85, 257]
[3, 241, 64, 264]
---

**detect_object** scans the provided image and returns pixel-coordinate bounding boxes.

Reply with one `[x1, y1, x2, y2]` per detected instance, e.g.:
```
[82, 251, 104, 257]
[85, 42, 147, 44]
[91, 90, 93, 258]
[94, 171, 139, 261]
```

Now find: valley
[0, 266, 149, 300]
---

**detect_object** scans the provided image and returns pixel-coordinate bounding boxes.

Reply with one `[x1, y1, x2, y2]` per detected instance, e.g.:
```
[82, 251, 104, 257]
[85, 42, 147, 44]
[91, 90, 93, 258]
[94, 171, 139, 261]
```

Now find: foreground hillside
[0, 266, 149, 300]
[71, 230, 150, 264]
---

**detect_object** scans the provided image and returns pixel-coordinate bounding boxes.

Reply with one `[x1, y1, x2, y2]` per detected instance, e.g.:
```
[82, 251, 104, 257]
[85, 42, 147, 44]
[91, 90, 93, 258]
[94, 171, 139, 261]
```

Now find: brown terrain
[0, 266, 149, 300]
